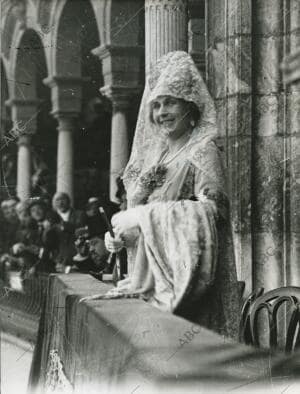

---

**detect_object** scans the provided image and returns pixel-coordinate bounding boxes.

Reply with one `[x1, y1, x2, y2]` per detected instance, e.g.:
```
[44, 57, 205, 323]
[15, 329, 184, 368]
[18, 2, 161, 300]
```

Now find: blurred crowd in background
[0, 177, 127, 289]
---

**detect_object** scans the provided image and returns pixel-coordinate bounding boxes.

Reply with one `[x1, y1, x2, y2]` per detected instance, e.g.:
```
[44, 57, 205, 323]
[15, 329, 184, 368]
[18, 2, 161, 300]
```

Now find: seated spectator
[85, 197, 109, 239]
[15, 201, 36, 243]
[52, 192, 86, 229]
[0, 198, 19, 253]
[0, 199, 21, 282]
[12, 197, 57, 275]
[72, 227, 109, 274]
[1, 198, 19, 221]
[52, 192, 87, 271]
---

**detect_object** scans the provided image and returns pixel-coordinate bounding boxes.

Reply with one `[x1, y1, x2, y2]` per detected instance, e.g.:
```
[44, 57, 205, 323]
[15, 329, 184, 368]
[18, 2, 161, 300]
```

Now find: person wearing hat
[1, 198, 19, 218]
[72, 226, 109, 274]
[11, 197, 57, 275]
[14, 201, 36, 246]
[52, 192, 87, 271]
[8, 201, 37, 277]
[85, 197, 109, 239]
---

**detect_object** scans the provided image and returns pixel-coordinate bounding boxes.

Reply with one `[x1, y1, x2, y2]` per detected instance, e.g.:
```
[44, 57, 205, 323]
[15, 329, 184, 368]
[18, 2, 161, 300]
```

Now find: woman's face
[152, 96, 192, 139]
[30, 204, 45, 222]
[55, 195, 70, 212]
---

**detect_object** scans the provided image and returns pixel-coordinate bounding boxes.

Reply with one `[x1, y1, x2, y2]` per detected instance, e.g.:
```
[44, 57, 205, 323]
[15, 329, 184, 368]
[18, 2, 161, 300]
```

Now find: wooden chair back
[240, 286, 300, 354]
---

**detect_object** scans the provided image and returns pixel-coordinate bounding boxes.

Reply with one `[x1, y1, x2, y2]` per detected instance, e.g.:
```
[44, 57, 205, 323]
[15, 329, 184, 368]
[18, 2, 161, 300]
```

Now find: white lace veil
[123, 51, 219, 207]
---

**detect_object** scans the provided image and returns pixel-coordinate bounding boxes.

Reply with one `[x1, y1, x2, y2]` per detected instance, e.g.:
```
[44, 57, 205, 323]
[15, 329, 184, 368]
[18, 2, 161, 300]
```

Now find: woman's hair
[149, 97, 201, 125]
[188, 101, 201, 124]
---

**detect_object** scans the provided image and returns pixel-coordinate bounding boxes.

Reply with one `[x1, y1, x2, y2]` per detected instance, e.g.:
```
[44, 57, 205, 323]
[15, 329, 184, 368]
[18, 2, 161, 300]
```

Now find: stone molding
[55, 115, 77, 133]
[43, 75, 88, 116]
[5, 98, 42, 108]
[92, 44, 144, 60]
[145, 0, 187, 11]
[92, 44, 144, 89]
[5, 98, 41, 135]
[17, 134, 32, 147]
[43, 75, 89, 89]
[100, 85, 142, 110]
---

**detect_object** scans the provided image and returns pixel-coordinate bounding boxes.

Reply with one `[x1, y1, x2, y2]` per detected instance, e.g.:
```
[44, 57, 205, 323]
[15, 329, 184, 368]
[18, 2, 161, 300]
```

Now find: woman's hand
[104, 232, 125, 253]
[111, 209, 140, 238]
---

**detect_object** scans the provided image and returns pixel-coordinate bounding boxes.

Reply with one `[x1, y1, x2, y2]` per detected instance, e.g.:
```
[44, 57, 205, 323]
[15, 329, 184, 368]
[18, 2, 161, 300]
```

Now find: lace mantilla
[123, 51, 219, 207]
[45, 349, 73, 393]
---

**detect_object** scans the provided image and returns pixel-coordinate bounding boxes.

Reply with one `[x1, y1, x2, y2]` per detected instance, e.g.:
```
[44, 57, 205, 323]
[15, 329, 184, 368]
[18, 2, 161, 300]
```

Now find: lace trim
[178, 164, 195, 200]
[123, 164, 141, 184]
[45, 349, 73, 393]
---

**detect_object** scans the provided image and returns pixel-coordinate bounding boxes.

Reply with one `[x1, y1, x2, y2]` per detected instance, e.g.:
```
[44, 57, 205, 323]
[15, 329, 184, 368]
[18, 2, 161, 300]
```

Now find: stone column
[6, 99, 39, 201]
[55, 115, 76, 202]
[207, 0, 253, 294]
[44, 76, 83, 204]
[101, 86, 139, 202]
[110, 106, 129, 202]
[288, 0, 300, 285]
[145, 0, 188, 73]
[92, 45, 143, 202]
[252, 1, 287, 291]
[17, 135, 32, 200]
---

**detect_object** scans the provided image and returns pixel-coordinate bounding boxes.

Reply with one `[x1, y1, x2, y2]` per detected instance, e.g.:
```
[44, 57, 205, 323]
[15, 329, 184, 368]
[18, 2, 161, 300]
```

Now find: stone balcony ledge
[28, 273, 297, 393]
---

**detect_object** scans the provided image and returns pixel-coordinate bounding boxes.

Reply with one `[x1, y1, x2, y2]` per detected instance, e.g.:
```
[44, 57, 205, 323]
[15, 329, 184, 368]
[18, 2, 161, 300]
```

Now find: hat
[86, 197, 100, 208]
[28, 197, 47, 210]
[1, 198, 18, 209]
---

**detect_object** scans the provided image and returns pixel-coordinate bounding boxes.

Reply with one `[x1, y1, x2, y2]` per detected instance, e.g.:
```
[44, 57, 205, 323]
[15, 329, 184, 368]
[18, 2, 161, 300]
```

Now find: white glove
[104, 232, 125, 253]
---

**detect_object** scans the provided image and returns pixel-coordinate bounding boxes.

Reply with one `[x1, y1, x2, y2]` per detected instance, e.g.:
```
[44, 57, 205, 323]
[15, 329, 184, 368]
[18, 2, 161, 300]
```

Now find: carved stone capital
[92, 44, 144, 88]
[100, 85, 142, 110]
[55, 115, 78, 133]
[5, 98, 41, 135]
[17, 134, 31, 147]
[92, 44, 144, 60]
[43, 76, 88, 116]
[145, 0, 187, 11]
[5, 98, 41, 111]
[43, 76, 88, 89]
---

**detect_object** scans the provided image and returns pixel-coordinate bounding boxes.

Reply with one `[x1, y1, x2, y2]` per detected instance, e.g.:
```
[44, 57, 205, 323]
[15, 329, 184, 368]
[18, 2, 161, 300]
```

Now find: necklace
[160, 139, 191, 165]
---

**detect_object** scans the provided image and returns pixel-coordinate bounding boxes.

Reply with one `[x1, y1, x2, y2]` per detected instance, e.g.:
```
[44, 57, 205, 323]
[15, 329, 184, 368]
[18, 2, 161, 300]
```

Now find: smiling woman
[102, 51, 240, 338]
[151, 96, 195, 136]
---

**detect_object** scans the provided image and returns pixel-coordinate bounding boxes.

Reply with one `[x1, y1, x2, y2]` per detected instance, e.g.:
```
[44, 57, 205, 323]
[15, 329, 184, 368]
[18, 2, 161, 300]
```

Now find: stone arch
[10, 28, 57, 199]
[50, 0, 115, 205]
[1, 5, 18, 59]
[11, 28, 49, 100]
[52, 0, 101, 77]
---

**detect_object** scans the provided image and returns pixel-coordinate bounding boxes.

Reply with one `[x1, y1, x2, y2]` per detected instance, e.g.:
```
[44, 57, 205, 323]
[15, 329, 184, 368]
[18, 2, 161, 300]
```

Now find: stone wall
[207, 0, 300, 292]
